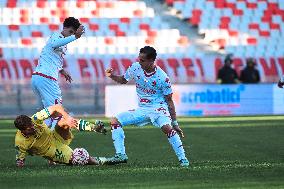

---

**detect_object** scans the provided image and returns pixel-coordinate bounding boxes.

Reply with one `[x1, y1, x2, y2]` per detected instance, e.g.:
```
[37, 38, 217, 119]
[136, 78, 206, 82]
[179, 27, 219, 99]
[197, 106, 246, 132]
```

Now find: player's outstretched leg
[162, 125, 189, 167]
[77, 119, 107, 134]
[97, 118, 128, 165]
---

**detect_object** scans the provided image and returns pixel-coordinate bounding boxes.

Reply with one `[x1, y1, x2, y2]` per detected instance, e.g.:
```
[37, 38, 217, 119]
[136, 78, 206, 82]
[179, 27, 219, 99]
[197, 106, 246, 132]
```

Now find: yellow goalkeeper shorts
[44, 130, 74, 164]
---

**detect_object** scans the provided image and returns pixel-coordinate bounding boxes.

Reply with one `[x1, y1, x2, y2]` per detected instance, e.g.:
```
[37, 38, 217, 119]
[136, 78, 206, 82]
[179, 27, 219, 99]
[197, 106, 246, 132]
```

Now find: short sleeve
[31, 108, 51, 124]
[123, 63, 135, 81]
[162, 77, 173, 96]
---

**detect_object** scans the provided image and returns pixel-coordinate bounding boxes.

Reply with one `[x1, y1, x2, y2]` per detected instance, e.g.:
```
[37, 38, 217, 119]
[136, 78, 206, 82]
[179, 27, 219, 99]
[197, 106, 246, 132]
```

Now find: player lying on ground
[14, 104, 106, 167]
[100, 46, 189, 167]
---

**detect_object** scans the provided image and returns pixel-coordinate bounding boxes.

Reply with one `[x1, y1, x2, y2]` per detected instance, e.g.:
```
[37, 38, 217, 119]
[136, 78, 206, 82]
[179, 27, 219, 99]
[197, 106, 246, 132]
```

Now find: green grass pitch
[0, 116, 284, 189]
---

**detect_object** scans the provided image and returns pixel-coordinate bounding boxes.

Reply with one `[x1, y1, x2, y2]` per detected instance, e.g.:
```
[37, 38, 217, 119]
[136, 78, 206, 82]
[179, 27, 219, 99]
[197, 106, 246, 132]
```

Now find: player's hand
[278, 80, 284, 88]
[105, 68, 113, 77]
[173, 125, 185, 138]
[172, 120, 185, 138]
[60, 69, 73, 83]
[63, 72, 72, 83]
[65, 116, 78, 129]
[59, 116, 77, 129]
[75, 25, 85, 39]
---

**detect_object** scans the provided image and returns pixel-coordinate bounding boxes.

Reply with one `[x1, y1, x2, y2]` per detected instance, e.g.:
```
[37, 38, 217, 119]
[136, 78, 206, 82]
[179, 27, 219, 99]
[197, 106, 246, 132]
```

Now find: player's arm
[165, 93, 177, 121]
[50, 35, 76, 48]
[164, 94, 184, 138]
[50, 25, 85, 48]
[15, 145, 26, 168]
[32, 105, 77, 128]
[47, 105, 77, 128]
[105, 68, 128, 84]
[59, 69, 72, 83]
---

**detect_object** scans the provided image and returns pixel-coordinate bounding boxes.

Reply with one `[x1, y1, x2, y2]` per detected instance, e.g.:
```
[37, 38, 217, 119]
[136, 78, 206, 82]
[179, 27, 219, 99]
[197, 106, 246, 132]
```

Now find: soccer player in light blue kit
[31, 17, 84, 128]
[102, 46, 189, 167]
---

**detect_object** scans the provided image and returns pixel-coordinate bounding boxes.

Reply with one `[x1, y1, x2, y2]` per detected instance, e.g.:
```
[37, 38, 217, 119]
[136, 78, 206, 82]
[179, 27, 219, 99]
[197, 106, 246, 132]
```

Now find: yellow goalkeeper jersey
[15, 108, 53, 161]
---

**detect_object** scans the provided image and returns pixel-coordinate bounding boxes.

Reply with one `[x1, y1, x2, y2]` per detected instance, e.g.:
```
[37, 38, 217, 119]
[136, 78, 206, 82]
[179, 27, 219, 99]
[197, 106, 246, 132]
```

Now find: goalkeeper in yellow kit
[14, 104, 107, 167]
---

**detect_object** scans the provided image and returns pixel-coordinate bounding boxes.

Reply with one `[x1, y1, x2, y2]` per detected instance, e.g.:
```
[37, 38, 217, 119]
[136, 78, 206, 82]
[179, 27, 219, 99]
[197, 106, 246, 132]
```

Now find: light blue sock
[111, 124, 126, 155]
[167, 129, 186, 161]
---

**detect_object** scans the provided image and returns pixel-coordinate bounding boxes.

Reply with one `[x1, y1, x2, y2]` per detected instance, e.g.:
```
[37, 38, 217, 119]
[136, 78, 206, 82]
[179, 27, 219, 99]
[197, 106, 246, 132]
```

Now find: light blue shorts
[116, 106, 172, 128]
[31, 75, 62, 108]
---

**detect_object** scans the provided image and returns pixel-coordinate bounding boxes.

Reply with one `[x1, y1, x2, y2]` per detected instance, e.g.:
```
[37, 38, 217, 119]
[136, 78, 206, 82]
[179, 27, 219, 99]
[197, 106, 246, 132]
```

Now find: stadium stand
[0, 0, 191, 59]
[165, 0, 284, 57]
[0, 0, 283, 85]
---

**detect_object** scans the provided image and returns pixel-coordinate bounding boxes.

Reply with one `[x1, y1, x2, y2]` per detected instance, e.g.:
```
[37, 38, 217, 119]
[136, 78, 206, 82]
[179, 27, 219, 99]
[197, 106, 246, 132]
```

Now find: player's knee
[110, 117, 122, 130]
[110, 117, 119, 125]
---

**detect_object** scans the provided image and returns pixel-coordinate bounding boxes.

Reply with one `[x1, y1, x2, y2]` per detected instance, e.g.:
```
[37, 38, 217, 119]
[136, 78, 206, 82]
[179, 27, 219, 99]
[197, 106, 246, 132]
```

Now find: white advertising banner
[105, 84, 284, 117]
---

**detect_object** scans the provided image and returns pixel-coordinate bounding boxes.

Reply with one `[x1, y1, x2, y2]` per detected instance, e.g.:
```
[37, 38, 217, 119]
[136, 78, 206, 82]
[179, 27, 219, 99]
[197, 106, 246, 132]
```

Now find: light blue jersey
[34, 32, 76, 80]
[116, 62, 173, 128]
[124, 62, 173, 109]
[32, 32, 76, 108]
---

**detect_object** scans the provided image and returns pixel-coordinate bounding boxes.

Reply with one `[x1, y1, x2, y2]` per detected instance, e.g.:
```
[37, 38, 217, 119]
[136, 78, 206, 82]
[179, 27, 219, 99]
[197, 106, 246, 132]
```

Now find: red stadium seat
[233, 9, 243, 16]
[91, 10, 98, 16]
[80, 18, 90, 24]
[147, 30, 157, 37]
[139, 23, 150, 30]
[7, 0, 17, 8]
[8, 25, 19, 31]
[31, 31, 43, 37]
[37, 0, 47, 8]
[120, 18, 130, 24]
[247, 38, 257, 45]
[115, 31, 126, 37]
[49, 24, 59, 31]
[104, 37, 114, 45]
[133, 9, 143, 17]
[76, 0, 85, 8]
[21, 38, 32, 45]
[105, 2, 114, 8]
[40, 17, 49, 24]
[225, 2, 236, 9]
[109, 24, 119, 31]
[89, 24, 99, 31]
[246, 2, 257, 9]
[228, 30, 238, 37]
[57, 0, 67, 7]
[270, 23, 280, 30]
[259, 30, 270, 37]
[249, 23, 259, 30]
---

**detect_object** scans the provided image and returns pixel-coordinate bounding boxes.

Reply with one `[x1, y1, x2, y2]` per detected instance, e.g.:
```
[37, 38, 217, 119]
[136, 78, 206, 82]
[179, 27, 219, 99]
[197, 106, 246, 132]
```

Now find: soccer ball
[71, 148, 90, 165]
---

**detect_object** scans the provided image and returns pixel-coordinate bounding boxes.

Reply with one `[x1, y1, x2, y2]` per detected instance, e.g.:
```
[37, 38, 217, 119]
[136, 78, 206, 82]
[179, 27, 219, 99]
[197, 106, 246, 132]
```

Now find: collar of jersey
[143, 66, 157, 77]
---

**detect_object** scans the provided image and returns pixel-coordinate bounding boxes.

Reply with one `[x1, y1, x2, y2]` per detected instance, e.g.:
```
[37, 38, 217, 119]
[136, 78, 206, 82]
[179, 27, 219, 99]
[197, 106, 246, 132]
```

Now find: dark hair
[14, 115, 32, 130]
[247, 58, 256, 65]
[139, 46, 157, 61]
[224, 54, 233, 64]
[63, 17, 80, 31]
